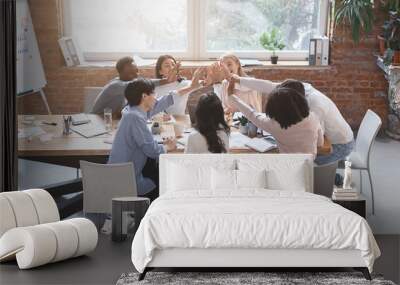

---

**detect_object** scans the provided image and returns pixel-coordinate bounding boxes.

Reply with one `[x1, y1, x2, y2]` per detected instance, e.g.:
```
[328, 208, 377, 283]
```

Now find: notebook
[71, 122, 108, 138]
[245, 137, 277, 153]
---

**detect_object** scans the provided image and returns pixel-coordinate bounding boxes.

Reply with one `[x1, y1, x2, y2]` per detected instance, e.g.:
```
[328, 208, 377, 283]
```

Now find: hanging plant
[334, 0, 374, 44]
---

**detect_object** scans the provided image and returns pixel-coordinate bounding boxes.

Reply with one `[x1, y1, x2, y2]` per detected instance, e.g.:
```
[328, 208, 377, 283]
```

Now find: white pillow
[168, 163, 211, 191]
[267, 165, 307, 191]
[237, 158, 309, 192]
[211, 169, 268, 191]
[211, 168, 237, 190]
[236, 169, 267, 189]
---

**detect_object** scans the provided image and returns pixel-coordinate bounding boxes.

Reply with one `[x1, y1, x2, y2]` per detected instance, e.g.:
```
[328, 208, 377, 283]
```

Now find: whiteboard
[16, 0, 46, 95]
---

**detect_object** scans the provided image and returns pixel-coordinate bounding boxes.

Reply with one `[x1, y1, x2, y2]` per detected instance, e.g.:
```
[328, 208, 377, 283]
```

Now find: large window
[62, 0, 329, 61]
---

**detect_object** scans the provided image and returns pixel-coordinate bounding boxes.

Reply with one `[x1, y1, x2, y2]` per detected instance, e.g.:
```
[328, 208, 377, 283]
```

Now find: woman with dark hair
[108, 78, 177, 201]
[185, 92, 230, 153]
[154, 55, 194, 115]
[228, 75, 353, 164]
[228, 81, 324, 158]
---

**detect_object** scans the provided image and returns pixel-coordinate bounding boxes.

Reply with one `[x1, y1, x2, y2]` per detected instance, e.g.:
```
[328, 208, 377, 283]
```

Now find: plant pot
[377, 36, 386, 56]
[239, 124, 248, 135]
[393, 50, 400, 65]
[270, 55, 278, 64]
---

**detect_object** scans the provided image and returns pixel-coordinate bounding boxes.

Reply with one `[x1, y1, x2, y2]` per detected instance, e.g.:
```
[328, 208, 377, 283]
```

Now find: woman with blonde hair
[212, 53, 263, 113]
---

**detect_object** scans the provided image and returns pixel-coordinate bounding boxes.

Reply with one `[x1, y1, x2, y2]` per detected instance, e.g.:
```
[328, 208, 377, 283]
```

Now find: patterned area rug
[116, 271, 396, 285]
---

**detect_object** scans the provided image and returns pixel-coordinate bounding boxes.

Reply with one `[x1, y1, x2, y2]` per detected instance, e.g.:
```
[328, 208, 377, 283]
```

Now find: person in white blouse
[229, 75, 354, 164]
[212, 54, 263, 113]
[185, 92, 230, 154]
[154, 55, 192, 115]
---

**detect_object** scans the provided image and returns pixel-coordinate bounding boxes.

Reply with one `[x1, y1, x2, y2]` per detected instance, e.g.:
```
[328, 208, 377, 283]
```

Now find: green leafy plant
[238, 116, 248, 126]
[334, 0, 374, 44]
[380, 0, 400, 13]
[259, 27, 286, 56]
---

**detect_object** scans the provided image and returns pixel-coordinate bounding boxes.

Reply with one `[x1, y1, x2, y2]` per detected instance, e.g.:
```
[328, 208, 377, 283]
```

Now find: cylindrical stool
[111, 197, 150, 242]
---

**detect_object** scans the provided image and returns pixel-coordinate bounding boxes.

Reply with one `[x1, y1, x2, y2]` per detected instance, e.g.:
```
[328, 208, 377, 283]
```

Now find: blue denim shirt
[108, 94, 174, 195]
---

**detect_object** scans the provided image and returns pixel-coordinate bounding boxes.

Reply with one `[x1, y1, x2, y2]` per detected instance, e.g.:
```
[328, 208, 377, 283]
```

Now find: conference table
[18, 114, 332, 168]
[18, 114, 331, 217]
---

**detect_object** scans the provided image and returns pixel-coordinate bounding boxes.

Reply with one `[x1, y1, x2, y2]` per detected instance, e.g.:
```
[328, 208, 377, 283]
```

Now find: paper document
[71, 122, 107, 138]
[229, 132, 250, 149]
[18, 127, 46, 139]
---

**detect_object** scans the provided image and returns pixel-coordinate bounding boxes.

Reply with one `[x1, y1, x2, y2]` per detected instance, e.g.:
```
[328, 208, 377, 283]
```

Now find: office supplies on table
[42, 121, 57, 126]
[63, 115, 72, 135]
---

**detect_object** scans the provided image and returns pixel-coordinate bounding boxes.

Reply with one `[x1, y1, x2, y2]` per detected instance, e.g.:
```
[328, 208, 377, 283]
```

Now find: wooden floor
[0, 234, 398, 285]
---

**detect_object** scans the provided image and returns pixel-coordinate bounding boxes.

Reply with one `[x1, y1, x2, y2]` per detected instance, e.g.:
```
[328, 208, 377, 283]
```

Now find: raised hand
[230, 73, 240, 84]
[190, 67, 206, 89]
[220, 60, 232, 80]
[227, 77, 236, 96]
[163, 137, 177, 152]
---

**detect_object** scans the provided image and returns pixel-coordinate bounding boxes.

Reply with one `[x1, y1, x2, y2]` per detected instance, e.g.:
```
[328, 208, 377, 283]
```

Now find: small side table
[112, 197, 150, 242]
[332, 195, 366, 218]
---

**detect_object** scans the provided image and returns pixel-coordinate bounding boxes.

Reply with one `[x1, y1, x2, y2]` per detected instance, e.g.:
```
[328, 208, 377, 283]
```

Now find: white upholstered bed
[131, 154, 380, 280]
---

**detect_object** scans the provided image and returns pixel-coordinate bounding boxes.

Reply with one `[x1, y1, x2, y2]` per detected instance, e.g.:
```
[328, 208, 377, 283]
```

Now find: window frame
[61, 0, 330, 62]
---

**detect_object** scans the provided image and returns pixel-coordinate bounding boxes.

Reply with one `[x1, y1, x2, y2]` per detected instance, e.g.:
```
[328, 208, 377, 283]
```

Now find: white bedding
[131, 190, 380, 273]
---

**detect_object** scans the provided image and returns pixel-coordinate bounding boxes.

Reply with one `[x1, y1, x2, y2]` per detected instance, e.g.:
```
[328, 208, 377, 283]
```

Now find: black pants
[141, 158, 159, 202]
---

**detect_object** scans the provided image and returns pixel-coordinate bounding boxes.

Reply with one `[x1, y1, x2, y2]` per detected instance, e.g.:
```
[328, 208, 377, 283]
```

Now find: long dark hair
[155, 55, 176, 79]
[194, 92, 230, 153]
[125, 78, 155, 107]
[265, 87, 310, 129]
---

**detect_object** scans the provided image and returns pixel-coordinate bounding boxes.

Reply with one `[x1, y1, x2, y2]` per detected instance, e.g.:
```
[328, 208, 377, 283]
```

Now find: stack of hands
[161, 60, 243, 152]
[165, 60, 240, 92]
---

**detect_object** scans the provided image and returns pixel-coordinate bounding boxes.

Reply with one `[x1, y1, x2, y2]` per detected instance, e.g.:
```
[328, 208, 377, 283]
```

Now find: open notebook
[230, 133, 277, 152]
[71, 122, 108, 138]
[245, 137, 277, 153]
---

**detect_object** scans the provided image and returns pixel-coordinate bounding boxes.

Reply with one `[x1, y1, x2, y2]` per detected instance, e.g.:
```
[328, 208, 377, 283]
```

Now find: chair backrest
[80, 161, 137, 214]
[0, 189, 60, 237]
[313, 160, 338, 198]
[355, 109, 382, 164]
[83, 87, 103, 113]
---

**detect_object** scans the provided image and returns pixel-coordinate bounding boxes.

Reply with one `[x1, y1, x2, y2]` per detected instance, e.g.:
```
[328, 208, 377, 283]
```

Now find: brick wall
[18, 0, 388, 129]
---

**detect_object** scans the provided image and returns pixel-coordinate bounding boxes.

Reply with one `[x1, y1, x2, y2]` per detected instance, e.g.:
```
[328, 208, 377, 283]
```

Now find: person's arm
[229, 95, 274, 132]
[147, 93, 175, 118]
[234, 77, 279, 94]
[173, 67, 205, 96]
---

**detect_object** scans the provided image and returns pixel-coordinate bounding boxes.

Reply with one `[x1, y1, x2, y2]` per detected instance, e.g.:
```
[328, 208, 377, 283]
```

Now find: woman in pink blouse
[228, 79, 324, 159]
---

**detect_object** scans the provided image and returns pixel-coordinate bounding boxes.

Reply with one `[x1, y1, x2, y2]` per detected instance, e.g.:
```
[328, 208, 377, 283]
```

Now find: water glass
[104, 108, 113, 133]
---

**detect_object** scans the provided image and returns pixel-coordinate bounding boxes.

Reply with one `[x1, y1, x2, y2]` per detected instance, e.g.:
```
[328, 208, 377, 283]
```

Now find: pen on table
[42, 121, 57, 126]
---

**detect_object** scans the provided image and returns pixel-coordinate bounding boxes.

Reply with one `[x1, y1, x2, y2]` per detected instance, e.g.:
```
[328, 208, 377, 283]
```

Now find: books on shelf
[332, 186, 360, 200]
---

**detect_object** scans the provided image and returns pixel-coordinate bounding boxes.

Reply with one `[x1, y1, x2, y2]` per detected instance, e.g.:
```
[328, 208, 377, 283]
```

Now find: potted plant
[334, 0, 374, 44]
[238, 116, 249, 135]
[259, 27, 286, 64]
